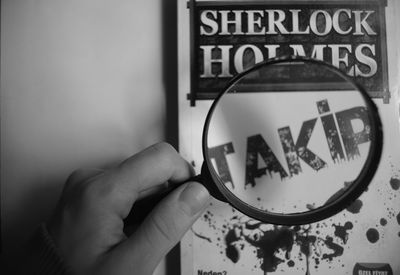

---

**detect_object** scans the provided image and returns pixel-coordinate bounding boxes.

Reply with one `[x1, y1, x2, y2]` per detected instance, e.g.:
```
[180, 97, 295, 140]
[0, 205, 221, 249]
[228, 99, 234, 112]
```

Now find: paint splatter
[226, 244, 240, 263]
[225, 226, 241, 263]
[193, 169, 400, 273]
[244, 227, 294, 273]
[333, 222, 353, 244]
[215, 219, 350, 274]
[322, 236, 344, 260]
[346, 199, 363, 214]
[287, 260, 295, 267]
[366, 228, 379, 243]
[306, 204, 316, 210]
[389, 177, 400, 190]
[192, 229, 212, 243]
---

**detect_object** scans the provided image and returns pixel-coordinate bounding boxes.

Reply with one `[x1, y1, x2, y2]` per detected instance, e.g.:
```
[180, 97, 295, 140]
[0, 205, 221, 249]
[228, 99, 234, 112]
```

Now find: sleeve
[15, 223, 71, 275]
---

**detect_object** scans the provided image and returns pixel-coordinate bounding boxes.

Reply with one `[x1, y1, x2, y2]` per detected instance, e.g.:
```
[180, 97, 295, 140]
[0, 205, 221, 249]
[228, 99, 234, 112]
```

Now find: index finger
[101, 142, 195, 209]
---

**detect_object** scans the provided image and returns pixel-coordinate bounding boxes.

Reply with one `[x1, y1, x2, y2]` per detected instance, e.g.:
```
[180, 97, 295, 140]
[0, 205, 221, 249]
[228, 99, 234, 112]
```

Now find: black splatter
[346, 199, 363, 214]
[226, 244, 240, 263]
[296, 231, 317, 275]
[225, 226, 241, 263]
[366, 228, 379, 243]
[380, 218, 387, 226]
[306, 204, 315, 210]
[244, 227, 294, 273]
[245, 221, 264, 230]
[192, 229, 212, 243]
[322, 236, 344, 260]
[296, 234, 317, 258]
[287, 260, 295, 267]
[317, 99, 330, 114]
[390, 177, 400, 190]
[333, 222, 353, 244]
[396, 212, 400, 225]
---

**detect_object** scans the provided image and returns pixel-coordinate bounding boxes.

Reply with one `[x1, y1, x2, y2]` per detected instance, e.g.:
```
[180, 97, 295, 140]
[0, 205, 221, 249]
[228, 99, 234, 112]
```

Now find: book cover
[178, 1, 400, 274]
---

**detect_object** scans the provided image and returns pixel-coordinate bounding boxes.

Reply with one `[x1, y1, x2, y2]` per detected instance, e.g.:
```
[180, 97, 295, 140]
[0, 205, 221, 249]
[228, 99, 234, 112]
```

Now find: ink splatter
[245, 221, 264, 230]
[211, 218, 348, 274]
[317, 99, 330, 114]
[366, 228, 379, 243]
[306, 204, 316, 210]
[346, 199, 363, 214]
[322, 236, 344, 261]
[193, 169, 400, 273]
[244, 227, 294, 273]
[389, 177, 400, 190]
[225, 226, 241, 263]
[226, 245, 240, 263]
[192, 230, 212, 243]
[333, 222, 353, 244]
[295, 229, 318, 275]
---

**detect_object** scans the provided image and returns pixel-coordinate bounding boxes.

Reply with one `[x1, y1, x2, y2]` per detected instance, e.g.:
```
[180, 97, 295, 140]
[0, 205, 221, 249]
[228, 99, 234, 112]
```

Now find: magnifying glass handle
[124, 162, 226, 226]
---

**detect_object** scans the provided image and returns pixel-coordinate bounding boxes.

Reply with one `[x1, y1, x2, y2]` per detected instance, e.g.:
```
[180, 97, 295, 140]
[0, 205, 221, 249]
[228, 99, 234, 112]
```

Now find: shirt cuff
[21, 223, 70, 275]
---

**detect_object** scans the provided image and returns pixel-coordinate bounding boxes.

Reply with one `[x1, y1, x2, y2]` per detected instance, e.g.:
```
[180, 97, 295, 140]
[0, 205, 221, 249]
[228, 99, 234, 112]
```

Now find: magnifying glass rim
[202, 55, 383, 225]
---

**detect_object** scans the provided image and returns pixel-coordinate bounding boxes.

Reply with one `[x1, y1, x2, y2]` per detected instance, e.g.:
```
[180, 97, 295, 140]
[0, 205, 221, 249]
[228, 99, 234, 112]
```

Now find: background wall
[1, 0, 179, 274]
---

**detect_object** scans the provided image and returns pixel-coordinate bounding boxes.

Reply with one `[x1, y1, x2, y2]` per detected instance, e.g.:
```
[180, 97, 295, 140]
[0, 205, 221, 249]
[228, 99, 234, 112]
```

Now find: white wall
[1, 0, 172, 273]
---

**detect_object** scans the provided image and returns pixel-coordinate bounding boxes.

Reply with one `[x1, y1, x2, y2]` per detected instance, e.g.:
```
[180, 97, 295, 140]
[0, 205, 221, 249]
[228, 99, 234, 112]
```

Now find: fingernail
[179, 182, 210, 216]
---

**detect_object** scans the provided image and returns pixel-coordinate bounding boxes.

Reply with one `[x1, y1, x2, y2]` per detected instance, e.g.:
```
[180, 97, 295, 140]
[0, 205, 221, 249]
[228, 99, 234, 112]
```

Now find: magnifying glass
[127, 56, 382, 226]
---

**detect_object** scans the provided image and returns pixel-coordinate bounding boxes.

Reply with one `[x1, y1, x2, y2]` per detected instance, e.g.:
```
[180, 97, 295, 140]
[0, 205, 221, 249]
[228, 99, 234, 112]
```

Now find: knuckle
[65, 176, 110, 211]
[150, 142, 177, 158]
[66, 168, 87, 185]
[80, 177, 111, 202]
[148, 211, 179, 244]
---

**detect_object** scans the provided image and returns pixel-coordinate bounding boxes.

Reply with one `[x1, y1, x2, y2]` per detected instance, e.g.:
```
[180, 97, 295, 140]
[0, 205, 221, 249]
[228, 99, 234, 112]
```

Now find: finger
[66, 168, 105, 185]
[99, 142, 195, 209]
[106, 181, 210, 274]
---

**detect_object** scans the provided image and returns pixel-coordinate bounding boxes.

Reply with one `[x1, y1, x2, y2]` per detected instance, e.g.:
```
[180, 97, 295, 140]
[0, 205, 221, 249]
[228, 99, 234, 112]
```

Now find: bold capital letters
[335, 107, 371, 159]
[208, 142, 235, 187]
[280, 119, 327, 171]
[353, 11, 377, 36]
[245, 134, 288, 187]
[200, 45, 233, 78]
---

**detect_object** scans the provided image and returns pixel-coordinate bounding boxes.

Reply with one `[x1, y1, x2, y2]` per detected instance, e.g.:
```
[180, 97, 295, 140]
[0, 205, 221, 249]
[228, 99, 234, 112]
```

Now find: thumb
[109, 182, 210, 274]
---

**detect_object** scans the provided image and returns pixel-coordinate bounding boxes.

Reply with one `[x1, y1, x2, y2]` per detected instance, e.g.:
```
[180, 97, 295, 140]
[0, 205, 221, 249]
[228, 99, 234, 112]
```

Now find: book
[178, 1, 400, 274]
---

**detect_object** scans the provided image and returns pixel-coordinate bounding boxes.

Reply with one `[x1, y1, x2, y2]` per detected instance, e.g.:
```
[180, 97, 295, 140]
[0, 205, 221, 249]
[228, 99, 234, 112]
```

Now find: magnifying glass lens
[204, 59, 380, 222]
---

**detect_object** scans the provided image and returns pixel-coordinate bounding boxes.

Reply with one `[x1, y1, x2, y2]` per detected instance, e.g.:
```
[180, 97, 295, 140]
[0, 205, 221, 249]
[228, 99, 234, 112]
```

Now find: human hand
[48, 142, 210, 275]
